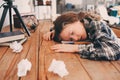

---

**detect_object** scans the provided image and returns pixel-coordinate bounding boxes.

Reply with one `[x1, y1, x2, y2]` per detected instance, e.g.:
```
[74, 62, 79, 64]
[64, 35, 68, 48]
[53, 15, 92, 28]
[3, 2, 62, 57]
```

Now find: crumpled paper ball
[10, 41, 23, 53]
[17, 59, 32, 77]
[48, 59, 69, 78]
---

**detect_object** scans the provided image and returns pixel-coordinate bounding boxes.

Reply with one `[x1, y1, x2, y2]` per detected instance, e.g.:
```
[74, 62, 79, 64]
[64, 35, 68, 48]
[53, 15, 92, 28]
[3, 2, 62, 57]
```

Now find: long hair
[53, 11, 101, 42]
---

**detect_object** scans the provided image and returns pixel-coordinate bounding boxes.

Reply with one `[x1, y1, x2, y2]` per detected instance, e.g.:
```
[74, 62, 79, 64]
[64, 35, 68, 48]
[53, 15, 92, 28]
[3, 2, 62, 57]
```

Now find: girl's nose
[70, 35, 79, 41]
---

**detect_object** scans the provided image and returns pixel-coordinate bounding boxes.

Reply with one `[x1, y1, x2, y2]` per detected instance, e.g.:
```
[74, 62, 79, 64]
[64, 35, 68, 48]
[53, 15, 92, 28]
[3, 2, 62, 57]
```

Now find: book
[0, 37, 27, 46]
[0, 30, 25, 43]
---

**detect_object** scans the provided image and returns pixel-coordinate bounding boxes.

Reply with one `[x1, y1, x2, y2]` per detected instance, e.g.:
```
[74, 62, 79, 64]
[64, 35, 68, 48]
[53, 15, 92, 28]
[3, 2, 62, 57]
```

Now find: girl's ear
[51, 30, 55, 39]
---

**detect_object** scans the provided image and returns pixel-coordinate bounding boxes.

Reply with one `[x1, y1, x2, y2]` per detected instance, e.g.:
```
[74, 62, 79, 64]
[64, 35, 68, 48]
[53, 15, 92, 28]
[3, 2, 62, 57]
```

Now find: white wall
[35, 6, 51, 19]
[14, 0, 34, 13]
[35, 0, 53, 20]
[51, 0, 60, 21]
[65, 0, 82, 5]
[0, 0, 33, 27]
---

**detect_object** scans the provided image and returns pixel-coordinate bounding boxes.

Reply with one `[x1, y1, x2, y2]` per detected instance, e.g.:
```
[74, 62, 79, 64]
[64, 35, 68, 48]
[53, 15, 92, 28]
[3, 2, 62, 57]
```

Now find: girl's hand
[43, 31, 54, 40]
[51, 44, 79, 53]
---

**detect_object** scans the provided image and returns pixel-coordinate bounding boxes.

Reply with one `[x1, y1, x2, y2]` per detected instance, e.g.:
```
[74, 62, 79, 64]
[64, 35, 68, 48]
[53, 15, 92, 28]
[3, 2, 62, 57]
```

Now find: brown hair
[53, 11, 100, 42]
[78, 11, 101, 21]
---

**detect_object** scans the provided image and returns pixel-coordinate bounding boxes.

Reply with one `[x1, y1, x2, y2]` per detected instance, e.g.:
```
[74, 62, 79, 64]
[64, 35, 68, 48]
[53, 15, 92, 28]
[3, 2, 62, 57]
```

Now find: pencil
[61, 41, 91, 44]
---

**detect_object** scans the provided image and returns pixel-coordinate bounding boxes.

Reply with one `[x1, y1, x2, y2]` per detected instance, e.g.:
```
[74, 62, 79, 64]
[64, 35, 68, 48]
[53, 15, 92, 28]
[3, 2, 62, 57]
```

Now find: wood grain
[0, 20, 119, 80]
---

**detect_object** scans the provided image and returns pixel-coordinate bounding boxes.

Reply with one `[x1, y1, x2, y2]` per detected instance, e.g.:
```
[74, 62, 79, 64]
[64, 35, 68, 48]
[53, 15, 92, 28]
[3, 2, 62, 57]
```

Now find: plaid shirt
[78, 20, 120, 60]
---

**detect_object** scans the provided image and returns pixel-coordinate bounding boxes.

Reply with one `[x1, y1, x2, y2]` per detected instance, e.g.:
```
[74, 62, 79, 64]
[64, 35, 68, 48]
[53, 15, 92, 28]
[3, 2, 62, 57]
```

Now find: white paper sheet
[17, 59, 32, 77]
[10, 41, 23, 53]
[48, 59, 69, 78]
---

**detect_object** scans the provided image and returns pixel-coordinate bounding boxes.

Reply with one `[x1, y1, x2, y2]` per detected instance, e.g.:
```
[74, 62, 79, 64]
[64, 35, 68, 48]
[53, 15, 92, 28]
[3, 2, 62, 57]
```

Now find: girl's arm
[77, 21, 120, 60]
[51, 44, 79, 53]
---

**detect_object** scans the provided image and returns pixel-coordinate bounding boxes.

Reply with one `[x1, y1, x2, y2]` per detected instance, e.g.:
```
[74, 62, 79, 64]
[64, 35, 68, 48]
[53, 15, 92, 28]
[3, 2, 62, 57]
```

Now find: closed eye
[70, 38, 73, 41]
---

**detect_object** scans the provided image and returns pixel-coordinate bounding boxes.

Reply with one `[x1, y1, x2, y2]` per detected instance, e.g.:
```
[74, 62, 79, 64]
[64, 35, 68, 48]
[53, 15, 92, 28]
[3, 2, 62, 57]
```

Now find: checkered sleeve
[78, 21, 120, 60]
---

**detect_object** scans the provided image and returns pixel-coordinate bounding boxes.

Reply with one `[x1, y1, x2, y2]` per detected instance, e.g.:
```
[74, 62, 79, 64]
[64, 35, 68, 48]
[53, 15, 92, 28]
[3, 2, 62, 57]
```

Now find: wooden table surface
[0, 20, 120, 80]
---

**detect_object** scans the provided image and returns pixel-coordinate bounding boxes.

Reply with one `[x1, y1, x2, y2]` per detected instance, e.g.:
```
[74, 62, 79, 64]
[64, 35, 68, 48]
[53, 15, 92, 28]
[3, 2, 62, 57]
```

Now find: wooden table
[0, 20, 120, 80]
[111, 27, 120, 38]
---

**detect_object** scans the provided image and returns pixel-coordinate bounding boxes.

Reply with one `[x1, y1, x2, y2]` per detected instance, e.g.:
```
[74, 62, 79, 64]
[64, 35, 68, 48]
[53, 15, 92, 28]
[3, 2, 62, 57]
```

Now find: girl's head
[53, 12, 80, 42]
[52, 11, 100, 42]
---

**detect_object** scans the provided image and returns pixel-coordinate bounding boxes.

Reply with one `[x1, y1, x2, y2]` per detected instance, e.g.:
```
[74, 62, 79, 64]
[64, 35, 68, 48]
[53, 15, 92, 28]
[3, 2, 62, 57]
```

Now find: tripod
[0, 1, 30, 36]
